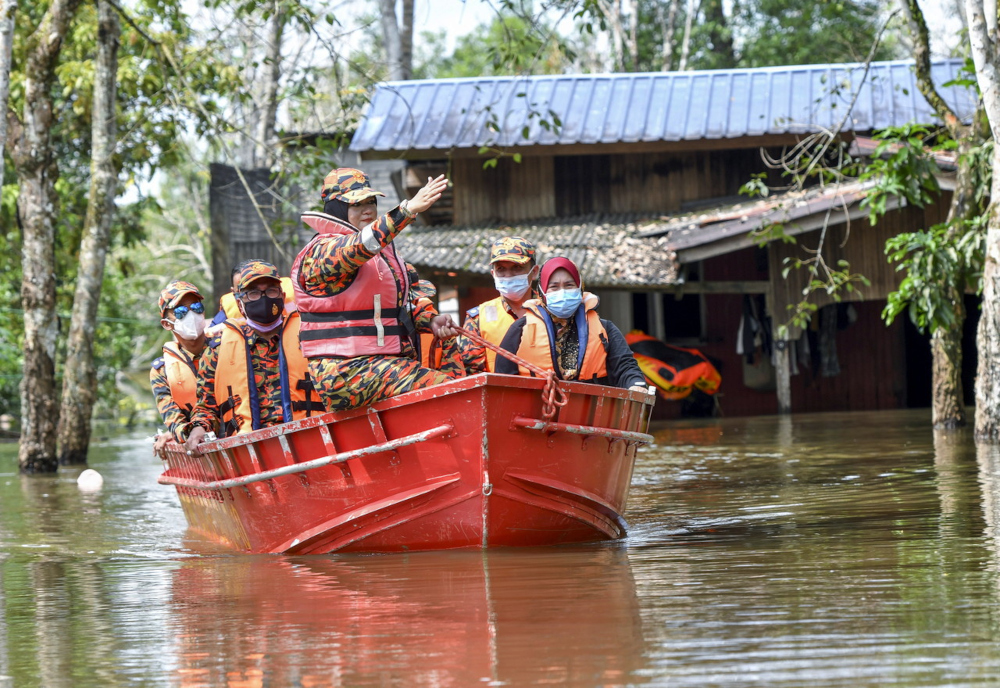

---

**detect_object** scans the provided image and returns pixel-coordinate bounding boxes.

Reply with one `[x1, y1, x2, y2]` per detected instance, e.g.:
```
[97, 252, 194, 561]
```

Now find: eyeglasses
[240, 286, 283, 301]
[171, 302, 205, 319]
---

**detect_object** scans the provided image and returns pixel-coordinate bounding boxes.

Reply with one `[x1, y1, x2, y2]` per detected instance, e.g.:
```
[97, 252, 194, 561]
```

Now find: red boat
[158, 374, 655, 554]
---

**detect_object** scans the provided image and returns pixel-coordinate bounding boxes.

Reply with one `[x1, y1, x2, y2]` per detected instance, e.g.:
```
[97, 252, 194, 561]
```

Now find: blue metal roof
[350, 59, 976, 154]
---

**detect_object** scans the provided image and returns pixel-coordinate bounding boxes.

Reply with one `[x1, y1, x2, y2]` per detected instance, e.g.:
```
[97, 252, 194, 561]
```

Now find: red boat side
[158, 374, 655, 554]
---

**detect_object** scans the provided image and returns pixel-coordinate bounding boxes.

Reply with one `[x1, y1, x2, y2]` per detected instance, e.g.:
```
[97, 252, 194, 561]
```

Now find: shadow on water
[4, 410, 1000, 686]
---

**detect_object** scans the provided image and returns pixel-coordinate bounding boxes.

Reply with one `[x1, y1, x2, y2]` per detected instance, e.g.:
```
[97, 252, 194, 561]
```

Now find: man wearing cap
[186, 260, 324, 453]
[150, 280, 209, 454]
[206, 259, 298, 338]
[433, 236, 542, 374]
[291, 167, 454, 411]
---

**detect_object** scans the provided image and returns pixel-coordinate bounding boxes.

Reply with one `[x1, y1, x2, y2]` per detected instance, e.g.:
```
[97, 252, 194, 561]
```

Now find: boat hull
[159, 374, 654, 554]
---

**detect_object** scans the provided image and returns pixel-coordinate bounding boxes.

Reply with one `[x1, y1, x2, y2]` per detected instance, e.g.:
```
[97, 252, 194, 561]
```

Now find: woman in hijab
[495, 257, 648, 392]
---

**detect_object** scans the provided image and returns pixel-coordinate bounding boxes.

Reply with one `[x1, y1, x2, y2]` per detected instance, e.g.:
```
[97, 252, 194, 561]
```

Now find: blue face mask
[494, 273, 531, 300]
[545, 288, 582, 319]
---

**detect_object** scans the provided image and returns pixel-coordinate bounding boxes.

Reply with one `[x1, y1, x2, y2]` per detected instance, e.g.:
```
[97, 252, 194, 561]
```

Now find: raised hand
[407, 174, 449, 214]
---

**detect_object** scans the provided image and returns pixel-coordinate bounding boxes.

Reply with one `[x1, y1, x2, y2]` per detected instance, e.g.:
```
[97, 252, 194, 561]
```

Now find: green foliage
[420, 13, 574, 79]
[740, 173, 770, 198]
[859, 124, 942, 224]
[732, 0, 902, 67]
[883, 218, 986, 333]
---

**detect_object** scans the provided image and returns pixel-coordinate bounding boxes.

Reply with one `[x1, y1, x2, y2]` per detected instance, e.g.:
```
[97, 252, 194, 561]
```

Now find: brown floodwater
[2, 408, 1000, 687]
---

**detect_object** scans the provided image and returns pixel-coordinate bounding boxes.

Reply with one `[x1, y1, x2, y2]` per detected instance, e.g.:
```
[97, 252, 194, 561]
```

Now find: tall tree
[8, 0, 84, 473]
[379, 0, 414, 80]
[255, 0, 285, 168]
[57, 0, 120, 464]
[965, 0, 1000, 439]
[892, 0, 988, 429]
[0, 0, 16, 179]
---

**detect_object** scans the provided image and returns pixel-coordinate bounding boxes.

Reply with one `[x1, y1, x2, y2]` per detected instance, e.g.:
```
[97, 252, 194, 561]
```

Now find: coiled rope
[450, 325, 568, 421]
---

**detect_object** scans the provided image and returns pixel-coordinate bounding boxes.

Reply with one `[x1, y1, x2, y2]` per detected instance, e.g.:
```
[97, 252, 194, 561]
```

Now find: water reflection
[168, 547, 645, 687]
[7, 414, 1000, 686]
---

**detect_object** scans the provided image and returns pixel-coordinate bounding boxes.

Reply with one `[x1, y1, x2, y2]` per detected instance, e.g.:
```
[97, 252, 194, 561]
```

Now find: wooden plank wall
[768, 200, 950, 339]
[452, 157, 555, 223]
[450, 148, 780, 224]
[646, 246, 913, 420]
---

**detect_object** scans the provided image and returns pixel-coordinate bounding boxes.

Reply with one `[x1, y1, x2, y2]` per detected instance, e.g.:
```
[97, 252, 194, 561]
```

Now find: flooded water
[2, 409, 1000, 686]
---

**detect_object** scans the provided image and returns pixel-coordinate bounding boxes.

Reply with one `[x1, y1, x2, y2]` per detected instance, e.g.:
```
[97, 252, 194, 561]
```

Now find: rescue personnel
[185, 260, 324, 454]
[432, 236, 541, 374]
[150, 280, 209, 455]
[206, 259, 297, 337]
[495, 257, 649, 392]
[290, 167, 454, 411]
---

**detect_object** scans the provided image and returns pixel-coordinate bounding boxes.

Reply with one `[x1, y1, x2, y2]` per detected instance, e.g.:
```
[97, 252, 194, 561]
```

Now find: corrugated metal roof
[395, 217, 679, 288]
[351, 59, 975, 153]
[396, 182, 883, 287]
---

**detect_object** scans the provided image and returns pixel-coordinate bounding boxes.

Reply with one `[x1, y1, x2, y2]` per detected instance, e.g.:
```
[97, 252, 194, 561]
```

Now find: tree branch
[900, 0, 963, 136]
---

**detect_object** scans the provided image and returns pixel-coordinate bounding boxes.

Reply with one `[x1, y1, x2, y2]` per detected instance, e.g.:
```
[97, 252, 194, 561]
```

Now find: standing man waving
[291, 168, 452, 411]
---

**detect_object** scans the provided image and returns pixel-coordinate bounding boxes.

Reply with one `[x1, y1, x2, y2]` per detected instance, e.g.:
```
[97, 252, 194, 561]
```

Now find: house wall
[451, 149, 779, 224]
[769, 200, 951, 339]
[643, 241, 917, 420]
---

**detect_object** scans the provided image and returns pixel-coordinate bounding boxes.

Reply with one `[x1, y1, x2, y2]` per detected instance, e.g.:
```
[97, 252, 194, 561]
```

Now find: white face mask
[172, 311, 206, 340]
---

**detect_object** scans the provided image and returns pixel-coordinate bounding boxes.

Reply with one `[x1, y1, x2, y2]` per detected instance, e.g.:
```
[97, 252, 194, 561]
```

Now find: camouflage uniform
[150, 350, 201, 441]
[150, 280, 207, 442]
[299, 169, 455, 412]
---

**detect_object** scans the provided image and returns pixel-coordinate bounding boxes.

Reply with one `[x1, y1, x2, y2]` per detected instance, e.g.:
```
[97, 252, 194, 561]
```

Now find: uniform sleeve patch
[152, 357, 165, 370]
[466, 307, 479, 317]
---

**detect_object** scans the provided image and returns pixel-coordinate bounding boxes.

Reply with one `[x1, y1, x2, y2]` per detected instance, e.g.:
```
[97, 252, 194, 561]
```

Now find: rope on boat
[449, 325, 568, 422]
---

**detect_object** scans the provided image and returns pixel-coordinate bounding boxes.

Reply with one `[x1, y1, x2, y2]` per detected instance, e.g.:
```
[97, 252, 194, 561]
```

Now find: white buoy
[77, 469, 104, 491]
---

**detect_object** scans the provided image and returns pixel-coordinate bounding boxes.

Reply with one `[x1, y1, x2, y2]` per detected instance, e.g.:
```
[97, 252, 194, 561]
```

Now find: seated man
[151, 281, 209, 454]
[495, 257, 648, 392]
[207, 259, 297, 337]
[434, 236, 541, 374]
[186, 260, 323, 454]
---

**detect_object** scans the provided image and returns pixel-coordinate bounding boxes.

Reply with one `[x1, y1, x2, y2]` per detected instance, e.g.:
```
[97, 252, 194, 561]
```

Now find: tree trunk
[966, 0, 1000, 440]
[379, 0, 403, 80]
[930, 137, 984, 429]
[399, 0, 414, 80]
[660, 0, 680, 71]
[57, 0, 119, 465]
[255, 2, 283, 168]
[678, 0, 698, 71]
[932, 317, 966, 428]
[11, 0, 83, 473]
[597, 0, 626, 71]
[701, 0, 734, 67]
[976, 144, 1000, 439]
[0, 0, 17, 180]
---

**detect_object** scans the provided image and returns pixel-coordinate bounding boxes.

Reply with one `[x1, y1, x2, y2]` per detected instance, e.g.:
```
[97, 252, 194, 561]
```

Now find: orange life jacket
[420, 332, 442, 369]
[162, 342, 199, 414]
[516, 294, 608, 381]
[213, 312, 323, 437]
[219, 276, 297, 320]
[475, 296, 518, 372]
[291, 212, 412, 358]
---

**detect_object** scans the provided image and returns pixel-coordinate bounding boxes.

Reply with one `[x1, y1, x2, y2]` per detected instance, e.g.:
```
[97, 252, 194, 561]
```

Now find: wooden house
[344, 60, 976, 419]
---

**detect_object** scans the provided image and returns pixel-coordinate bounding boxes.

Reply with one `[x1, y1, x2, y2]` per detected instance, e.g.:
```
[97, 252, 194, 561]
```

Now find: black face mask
[243, 296, 284, 325]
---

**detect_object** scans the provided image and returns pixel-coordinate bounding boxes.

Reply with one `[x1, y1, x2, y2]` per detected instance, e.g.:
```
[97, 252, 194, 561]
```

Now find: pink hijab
[539, 257, 581, 291]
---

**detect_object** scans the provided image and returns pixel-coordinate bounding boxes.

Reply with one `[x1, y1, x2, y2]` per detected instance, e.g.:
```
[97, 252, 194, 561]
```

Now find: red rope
[450, 325, 568, 421]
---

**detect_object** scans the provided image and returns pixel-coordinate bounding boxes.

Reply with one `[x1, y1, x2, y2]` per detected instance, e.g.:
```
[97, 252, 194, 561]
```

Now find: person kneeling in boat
[151, 280, 210, 456]
[291, 167, 456, 412]
[185, 260, 324, 454]
[495, 257, 649, 392]
[433, 236, 542, 375]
